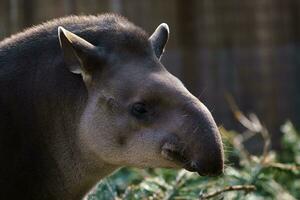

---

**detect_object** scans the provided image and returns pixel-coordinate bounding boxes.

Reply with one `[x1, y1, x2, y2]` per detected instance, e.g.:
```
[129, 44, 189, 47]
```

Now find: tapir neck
[44, 106, 119, 199]
[70, 167, 118, 199]
[31, 60, 119, 199]
[55, 154, 118, 199]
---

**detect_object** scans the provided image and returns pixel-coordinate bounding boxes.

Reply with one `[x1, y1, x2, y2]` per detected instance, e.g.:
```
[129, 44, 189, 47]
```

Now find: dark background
[0, 0, 299, 149]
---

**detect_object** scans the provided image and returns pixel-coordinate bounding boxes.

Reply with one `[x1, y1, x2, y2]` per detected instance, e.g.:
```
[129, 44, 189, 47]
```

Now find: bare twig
[259, 126, 271, 164]
[265, 163, 300, 171]
[225, 93, 272, 164]
[232, 134, 252, 163]
[199, 185, 256, 199]
[225, 94, 260, 132]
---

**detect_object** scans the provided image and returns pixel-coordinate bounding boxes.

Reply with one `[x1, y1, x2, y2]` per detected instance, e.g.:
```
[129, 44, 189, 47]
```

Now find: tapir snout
[161, 100, 224, 176]
[187, 102, 224, 176]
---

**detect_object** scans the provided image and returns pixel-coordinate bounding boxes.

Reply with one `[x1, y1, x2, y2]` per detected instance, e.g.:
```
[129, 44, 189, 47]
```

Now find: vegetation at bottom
[88, 108, 300, 200]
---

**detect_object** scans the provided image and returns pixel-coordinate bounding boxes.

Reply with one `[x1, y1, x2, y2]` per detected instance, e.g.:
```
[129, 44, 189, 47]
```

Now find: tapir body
[0, 14, 223, 199]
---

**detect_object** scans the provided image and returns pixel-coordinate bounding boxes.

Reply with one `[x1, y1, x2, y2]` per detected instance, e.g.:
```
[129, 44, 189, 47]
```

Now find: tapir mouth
[161, 143, 223, 177]
[161, 143, 194, 172]
[161, 143, 189, 164]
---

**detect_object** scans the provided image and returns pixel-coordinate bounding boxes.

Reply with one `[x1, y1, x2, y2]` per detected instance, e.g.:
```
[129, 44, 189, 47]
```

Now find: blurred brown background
[0, 0, 299, 148]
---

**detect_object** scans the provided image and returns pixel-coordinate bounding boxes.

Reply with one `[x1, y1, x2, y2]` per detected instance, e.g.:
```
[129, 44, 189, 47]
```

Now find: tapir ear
[58, 26, 103, 75]
[149, 23, 169, 60]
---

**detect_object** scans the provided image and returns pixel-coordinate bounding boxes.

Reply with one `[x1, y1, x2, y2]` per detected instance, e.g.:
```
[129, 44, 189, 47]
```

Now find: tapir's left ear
[149, 23, 169, 60]
[58, 26, 103, 77]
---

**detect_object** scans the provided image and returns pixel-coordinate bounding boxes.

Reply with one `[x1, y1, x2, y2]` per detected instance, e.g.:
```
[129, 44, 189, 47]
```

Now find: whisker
[192, 126, 200, 134]
[197, 87, 207, 99]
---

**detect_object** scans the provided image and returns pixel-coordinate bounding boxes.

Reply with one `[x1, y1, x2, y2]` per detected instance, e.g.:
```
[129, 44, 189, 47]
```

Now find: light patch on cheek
[120, 130, 176, 168]
[123, 133, 155, 165]
[78, 96, 118, 159]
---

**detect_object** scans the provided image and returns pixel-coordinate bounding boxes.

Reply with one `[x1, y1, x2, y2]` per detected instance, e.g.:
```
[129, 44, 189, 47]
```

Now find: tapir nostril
[194, 160, 224, 177]
[183, 161, 198, 172]
[184, 157, 224, 176]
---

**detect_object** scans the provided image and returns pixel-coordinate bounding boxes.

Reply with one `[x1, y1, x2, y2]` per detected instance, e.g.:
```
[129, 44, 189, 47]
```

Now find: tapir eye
[131, 102, 148, 118]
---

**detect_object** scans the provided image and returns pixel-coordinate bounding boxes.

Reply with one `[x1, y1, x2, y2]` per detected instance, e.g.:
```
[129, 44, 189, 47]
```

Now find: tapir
[0, 14, 224, 199]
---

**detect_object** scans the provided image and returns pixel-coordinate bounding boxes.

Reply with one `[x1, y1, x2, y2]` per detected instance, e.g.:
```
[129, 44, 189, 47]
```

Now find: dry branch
[199, 185, 256, 199]
[266, 163, 300, 171]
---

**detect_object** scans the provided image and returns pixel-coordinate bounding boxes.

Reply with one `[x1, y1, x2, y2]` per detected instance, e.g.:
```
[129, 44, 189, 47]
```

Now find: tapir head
[58, 16, 224, 176]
